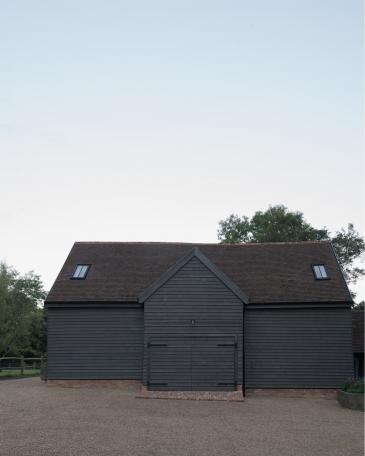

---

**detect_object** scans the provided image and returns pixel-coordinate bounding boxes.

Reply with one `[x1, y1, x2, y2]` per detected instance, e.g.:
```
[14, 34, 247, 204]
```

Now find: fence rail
[0, 356, 46, 378]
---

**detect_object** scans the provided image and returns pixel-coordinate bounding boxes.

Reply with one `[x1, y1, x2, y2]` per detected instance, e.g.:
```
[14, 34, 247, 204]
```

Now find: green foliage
[0, 369, 40, 378]
[353, 301, 364, 310]
[27, 308, 47, 356]
[217, 214, 252, 243]
[331, 224, 365, 285]
[0, 263, 46, 358]
[218, 205, 365, 290]
[218, 205, 329, 244]
[249, 206, 329, 243]
[342, 379, 364, 394]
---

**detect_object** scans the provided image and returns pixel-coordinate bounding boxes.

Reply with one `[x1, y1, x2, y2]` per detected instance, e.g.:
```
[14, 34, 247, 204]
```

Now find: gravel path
[0, 378, 363, 456]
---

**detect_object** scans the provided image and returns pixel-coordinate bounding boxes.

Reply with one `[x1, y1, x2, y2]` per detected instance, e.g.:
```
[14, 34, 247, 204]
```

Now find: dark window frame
[70, 264, 91, 280]
[311, 264, 330, 281]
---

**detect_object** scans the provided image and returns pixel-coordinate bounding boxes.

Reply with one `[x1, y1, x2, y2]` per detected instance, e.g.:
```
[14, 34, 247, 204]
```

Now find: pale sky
[0, 1, 364, 299]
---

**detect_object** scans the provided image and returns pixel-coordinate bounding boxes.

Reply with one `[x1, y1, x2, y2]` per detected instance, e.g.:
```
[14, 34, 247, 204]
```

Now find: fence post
[40, 355, 44, 380]
[20, 356, 24, 376]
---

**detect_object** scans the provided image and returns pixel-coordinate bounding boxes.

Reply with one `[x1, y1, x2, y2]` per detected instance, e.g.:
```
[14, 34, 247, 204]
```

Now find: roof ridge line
[73, 240, 332, 246]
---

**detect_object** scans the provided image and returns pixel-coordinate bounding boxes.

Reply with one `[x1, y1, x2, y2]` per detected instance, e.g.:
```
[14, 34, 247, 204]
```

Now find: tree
[353, 301, 364, 310]
[218, 205, 330, 243]
[218, 205, 365, 290]
[331, 224, 365, 285]
[0, 263, 46, 358]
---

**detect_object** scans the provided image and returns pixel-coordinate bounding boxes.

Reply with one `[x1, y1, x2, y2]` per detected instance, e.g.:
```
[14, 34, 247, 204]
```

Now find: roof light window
[72, 264, 90, 279]
[312, 264, 328, 280]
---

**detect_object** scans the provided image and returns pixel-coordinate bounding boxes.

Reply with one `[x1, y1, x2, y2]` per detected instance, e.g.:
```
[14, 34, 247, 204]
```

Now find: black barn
[45, 241, 353, 392]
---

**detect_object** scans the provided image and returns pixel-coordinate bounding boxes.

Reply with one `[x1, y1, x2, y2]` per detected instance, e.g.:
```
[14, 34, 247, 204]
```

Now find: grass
[0, 369, 40, 379]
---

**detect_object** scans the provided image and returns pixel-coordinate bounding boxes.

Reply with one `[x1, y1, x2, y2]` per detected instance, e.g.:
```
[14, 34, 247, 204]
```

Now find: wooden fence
[0, 356, 46, 379]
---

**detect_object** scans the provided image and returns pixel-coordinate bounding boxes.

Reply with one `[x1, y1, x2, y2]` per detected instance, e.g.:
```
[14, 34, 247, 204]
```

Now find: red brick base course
[245, 388, 338, 399]
[47, 380, 141, 390]
[136, 385, 244, 401]
[46, 381, 337, 400]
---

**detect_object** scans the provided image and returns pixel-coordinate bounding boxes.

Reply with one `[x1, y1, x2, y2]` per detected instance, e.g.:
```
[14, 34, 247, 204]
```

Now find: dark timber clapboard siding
[47, 306, 143, 379]
[143, 257, 243, 391]
[148, 336, 237, 391]
[245, 307, 353, 388]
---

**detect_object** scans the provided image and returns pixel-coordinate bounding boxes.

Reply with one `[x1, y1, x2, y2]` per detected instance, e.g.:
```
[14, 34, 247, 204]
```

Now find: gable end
[139, 248, 249, 304]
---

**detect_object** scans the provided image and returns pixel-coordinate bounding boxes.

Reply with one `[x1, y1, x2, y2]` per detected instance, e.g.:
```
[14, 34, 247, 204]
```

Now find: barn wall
[245, 306, 353, 388]
[143, 257, 244, 390]
[47, 305, 143, 379]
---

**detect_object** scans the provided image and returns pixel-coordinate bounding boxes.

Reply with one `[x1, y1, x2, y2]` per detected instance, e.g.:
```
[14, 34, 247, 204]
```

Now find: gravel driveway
[0, 378, 363, 456]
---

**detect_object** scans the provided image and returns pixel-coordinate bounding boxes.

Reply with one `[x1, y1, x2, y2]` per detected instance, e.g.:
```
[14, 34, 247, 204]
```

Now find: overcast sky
[0, 1, 364, 299]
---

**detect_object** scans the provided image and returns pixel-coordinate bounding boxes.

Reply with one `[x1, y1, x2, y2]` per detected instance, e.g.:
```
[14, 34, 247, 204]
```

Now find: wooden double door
[147, 335, 237, 391]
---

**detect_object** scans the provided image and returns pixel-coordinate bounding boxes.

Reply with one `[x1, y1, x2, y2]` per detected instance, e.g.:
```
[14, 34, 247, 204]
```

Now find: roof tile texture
[46, 241, 351, 304]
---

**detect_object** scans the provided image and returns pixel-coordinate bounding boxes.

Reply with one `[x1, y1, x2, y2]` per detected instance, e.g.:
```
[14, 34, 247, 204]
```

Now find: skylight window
[312, 264, 329, 280]
[72, 264, 90, 279]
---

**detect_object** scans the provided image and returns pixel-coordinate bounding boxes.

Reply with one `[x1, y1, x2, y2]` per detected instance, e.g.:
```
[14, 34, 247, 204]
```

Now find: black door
[148, 336, 237, 391]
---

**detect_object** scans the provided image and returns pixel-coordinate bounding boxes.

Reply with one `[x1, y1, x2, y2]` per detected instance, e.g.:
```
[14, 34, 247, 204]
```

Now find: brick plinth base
[245, 388, 338, 399]
[136, 385, 244, 401]
[47, 380, 141, 390]
[46, 382, 336, 400]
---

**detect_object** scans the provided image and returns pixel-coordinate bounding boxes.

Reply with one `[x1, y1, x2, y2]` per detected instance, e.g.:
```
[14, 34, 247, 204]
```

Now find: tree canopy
[218, 205, 365, 293]
[0, 263, 46, 358]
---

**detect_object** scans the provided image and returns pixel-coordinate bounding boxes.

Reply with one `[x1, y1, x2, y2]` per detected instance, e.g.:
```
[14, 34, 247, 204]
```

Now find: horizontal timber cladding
[143, 257, 244, 391]
[47, 305, 143, 380]
[245, 307, 353, 388]
[148, 336, 237, 391]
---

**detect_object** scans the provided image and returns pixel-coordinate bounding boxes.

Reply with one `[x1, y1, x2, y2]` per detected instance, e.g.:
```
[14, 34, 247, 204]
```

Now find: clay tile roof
[45, 241, 352, 304]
